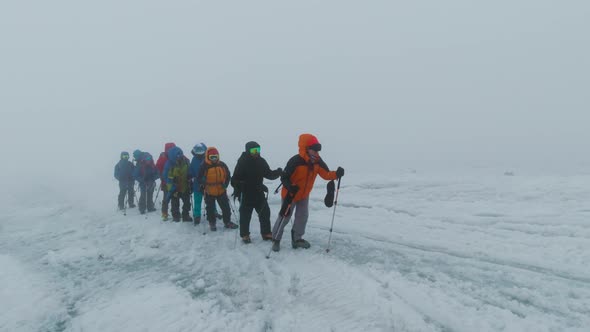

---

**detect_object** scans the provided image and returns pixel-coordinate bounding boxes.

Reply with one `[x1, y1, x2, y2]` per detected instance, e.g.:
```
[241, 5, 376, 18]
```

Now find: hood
[167, 146, 183, 164]
[297, 133, 321, 160]
[205, 147, 220, 165]
[245, 141, 260, 152]
[164, 142, 176, 153]
[133, 149, 142, 160]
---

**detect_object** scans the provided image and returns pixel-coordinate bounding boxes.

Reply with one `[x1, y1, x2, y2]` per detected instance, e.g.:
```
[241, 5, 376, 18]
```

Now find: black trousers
[161, 190, 169, 215]
[170, 192, 191, 220]
[138, 182, 156, 213]
[205, 194, 231, 225]
[239, 199, 271, 237]
[118, 182, 134, 208]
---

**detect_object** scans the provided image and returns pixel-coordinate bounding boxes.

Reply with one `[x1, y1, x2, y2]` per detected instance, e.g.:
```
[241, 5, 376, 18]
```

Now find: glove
[336, 167, 344, 178]
[232, 189, 241, 202]
[172, 192, 179, 198]
[288, 185, 299, 195]
[261, 184, 268, 193]
[279, 197, 292, 216]
[324, 180, 335, 207]
[276, 167, 283, 174]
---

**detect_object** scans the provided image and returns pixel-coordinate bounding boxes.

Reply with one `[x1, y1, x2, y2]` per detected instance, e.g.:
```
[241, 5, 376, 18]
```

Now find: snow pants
[118, 182, 134, 209]
[271, 197, 309, 242]
[204, 193, 231, 225]
[170, 192, 191, 221]
[138, 182, 156, 213]
[192, 191, 204, 218]
[239, 199, 271, 238]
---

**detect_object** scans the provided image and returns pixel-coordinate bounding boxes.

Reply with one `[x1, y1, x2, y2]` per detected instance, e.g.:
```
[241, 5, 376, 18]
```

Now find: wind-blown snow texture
[1, 172, 589, 331]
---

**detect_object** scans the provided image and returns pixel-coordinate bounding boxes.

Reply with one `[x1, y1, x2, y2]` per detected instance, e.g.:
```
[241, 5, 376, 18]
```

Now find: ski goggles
[208, 154, 219, 161]
[121, 154, 129, 159]
[249, 147, 261, 154]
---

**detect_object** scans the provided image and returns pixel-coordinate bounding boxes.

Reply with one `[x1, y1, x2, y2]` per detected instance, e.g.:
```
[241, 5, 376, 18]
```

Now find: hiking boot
[173, 218, 180, 222]
[209, 222, 217, 231]
[272, 240, 280, 252]
[193, 216, 201, 225]
[118, 205, 124, 211]
[162, 213, 169, 221]
[129, 204, 136, 208]
[147, 207, 157, 212]
[182, 215, 192, 222]
[261, 233, 273, 241]
[292, 239, 311, 249]
[242, 235, 251, 244]
[224, 222, 238, 229]
[140, 210, 146, 215]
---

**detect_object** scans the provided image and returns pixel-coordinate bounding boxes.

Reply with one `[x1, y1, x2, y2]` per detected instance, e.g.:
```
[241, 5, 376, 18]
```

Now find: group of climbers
[113, 134, 344, 250]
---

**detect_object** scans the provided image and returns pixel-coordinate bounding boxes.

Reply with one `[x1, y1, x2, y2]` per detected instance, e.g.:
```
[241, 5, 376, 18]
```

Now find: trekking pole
[134, 183, 140, 209]
[325, 177, 342, 253]
[154, 185, 160, 208]
[230, 193, 242, 249]
[202, 190, 208, 235]
[266, 200, 292, 259]
[144, 183, 149, 220]
[189, 191, 194, 223]
[273, 183, 283, 194]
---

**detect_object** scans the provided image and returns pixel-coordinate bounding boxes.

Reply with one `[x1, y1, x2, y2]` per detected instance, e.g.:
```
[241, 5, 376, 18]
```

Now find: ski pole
[231, 192, 242, 249]
[266, 199, 292, 259]
[123, 192, 127, 216]
[325, 177, 342, 253]
[134, 183, 139, 208]
[202, 189, 208, 235]
[144, 183, 149, 219]
[273, 183, 283, 194]
[189, 191, 194, 224]
[154, 184, 160, 207]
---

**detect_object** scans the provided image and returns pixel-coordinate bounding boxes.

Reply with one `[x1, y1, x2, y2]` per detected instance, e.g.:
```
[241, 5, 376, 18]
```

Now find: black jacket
[231, 152, 281, 207]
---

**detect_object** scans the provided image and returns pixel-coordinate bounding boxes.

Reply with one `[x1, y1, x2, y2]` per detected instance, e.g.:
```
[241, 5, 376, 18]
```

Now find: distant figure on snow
[114, 151, 135, 210]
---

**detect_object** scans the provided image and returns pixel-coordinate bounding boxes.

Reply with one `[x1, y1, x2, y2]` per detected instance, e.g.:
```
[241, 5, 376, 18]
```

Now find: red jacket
[156, 142, 176, 189]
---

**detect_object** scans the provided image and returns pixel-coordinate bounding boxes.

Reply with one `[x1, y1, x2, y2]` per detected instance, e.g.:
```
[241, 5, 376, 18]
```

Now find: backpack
[139, 152, 159, 181]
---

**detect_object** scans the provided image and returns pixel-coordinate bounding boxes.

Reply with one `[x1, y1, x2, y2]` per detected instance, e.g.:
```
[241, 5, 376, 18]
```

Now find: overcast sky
[1, 0, 589, 193]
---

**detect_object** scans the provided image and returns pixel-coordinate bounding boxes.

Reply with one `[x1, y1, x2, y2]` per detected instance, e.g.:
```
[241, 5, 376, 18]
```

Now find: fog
[1, 0, 589, 201]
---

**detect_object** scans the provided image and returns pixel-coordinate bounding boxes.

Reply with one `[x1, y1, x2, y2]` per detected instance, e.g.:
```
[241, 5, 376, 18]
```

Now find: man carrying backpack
[133, 152, 160, 214]
[197, 147, 238, 231]
[165, 146, 192, 222]
[231, 141, 282, 243]
[271, 133, 344, 252]
[156, 142, 176, 221]
[114, 151, 135, 210]
[133, 151, 159, 214]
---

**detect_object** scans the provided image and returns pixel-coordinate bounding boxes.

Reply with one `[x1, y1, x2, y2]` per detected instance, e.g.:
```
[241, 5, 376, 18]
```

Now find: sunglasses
[249, 147, 261, 154]
[209, 155, 219, 161]
[121, 155, 129, 159]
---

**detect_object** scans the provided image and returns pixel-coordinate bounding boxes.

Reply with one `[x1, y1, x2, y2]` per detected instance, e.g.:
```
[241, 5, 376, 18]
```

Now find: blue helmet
[191, 143, 207, 156]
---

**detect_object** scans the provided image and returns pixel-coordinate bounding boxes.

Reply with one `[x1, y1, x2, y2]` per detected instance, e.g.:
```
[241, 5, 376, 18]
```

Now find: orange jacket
[197, 147, 230, 196]
[281, 134, 338, 202]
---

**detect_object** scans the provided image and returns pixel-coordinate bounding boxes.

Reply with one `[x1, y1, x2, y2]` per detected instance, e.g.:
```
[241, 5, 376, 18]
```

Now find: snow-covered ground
[1, 170, 589, 332]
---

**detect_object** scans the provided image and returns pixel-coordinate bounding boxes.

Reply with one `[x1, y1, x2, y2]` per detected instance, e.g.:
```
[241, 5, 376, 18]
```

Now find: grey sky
[1, 0, 589, 190]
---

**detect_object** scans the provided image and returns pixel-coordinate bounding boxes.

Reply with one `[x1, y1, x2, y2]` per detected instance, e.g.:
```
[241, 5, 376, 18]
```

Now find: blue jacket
[114, 160, 135, 184]
[164, 146, 191, 193]
[189, 155, 206, 192]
